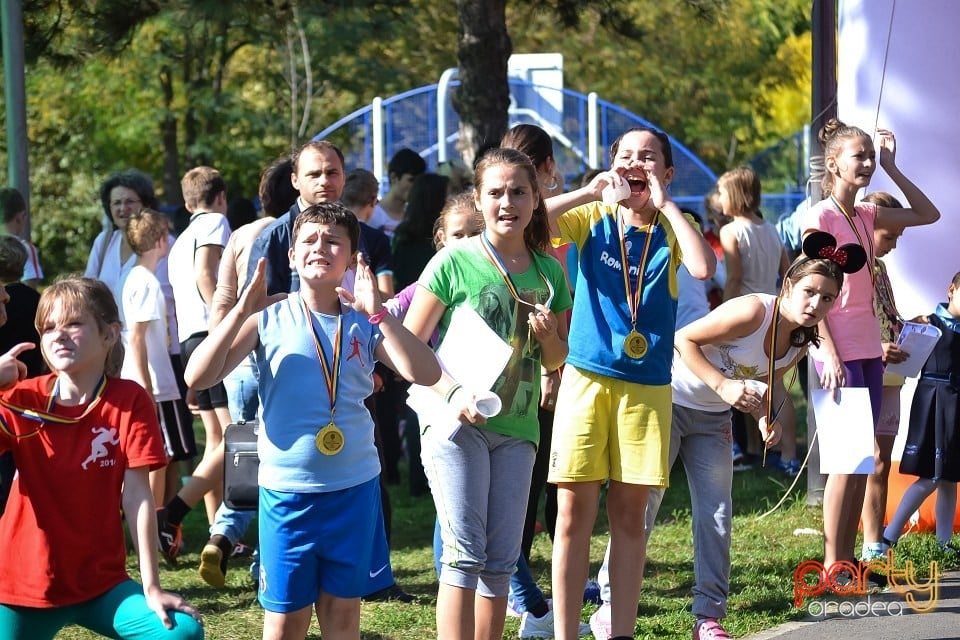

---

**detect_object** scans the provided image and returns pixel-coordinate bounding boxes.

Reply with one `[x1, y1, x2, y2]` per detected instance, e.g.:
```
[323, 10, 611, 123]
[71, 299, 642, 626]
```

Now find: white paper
[885, 321, 942, 378]
[812, 388, 876, 474]
[406, 306, 513, 440]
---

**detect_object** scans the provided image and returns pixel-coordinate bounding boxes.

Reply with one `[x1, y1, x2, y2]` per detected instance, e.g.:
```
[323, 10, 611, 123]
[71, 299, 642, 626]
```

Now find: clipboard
[885, 321, 942, 378]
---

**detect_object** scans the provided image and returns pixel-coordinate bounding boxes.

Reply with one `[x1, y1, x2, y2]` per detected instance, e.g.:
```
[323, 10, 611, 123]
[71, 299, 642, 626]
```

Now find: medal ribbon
[762, 298, 799, 466]
[0, 376, 108, 439]
[479, 233, 555, 358]
[874, 260, 904, 330]
[479, 233, 555, 310]
[299, 296, 342, 422]
[618, 210, 659, 331]
[829, 196, 876, 286]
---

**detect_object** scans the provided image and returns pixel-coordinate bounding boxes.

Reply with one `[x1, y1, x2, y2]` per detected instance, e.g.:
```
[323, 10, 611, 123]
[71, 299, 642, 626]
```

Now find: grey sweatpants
[598, 403, 733, 619]
[422, 424, 536, 597]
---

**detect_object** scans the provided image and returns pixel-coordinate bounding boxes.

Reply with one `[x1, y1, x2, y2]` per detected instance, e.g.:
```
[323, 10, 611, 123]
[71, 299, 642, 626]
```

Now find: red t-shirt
[0, 374, 166, 607]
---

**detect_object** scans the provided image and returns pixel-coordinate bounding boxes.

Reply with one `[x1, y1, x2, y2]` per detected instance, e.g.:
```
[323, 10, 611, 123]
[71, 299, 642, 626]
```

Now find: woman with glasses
[87, 169, 158, 292]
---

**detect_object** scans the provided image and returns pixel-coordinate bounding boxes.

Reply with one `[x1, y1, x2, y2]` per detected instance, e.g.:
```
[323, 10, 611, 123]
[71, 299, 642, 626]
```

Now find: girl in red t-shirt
[0, 276, 203, 640]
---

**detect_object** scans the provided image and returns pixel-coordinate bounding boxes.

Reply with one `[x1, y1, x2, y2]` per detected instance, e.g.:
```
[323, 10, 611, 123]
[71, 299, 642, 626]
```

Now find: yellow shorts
[548, 365, 671, 487]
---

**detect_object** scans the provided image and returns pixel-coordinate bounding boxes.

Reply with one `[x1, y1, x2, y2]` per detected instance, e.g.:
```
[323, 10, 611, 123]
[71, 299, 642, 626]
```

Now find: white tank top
[730, 218, 783, 295]
[671, 294, 800, 412]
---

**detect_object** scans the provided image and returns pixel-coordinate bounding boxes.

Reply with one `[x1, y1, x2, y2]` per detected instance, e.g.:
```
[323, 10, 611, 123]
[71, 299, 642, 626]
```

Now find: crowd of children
[0, 114, 953, 640]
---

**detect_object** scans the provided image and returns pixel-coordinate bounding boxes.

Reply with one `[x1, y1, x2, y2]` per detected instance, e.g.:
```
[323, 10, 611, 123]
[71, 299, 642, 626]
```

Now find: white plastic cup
[601, 179, 631, 207]
[474, 391, 503, 418]
[743, 379, 769, 396]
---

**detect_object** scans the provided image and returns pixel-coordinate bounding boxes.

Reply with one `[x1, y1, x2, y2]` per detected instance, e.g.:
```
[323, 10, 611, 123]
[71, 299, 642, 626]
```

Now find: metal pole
[371, 97, 385, 188]
[806, 0, 837, 506]
[436, 68, 458, 164]
[587, 92, 599, 169]
[1, 0, 31, 237]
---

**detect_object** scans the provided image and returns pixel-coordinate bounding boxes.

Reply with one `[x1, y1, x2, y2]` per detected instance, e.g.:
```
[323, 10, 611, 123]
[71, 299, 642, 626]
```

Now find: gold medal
[623, 330, 648, 359]
[316, 422, 345, 455]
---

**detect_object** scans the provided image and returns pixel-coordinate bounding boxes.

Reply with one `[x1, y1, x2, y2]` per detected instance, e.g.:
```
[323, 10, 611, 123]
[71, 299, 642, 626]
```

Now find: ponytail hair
[819, 118, 869, 197]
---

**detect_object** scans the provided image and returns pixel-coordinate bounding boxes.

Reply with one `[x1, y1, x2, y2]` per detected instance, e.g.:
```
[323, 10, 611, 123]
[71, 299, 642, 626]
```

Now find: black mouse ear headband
[801, 231, 868, 274]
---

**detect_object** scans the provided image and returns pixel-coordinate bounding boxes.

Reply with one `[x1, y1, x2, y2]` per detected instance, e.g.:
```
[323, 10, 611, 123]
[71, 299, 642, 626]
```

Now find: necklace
[829, 195, 876, 286]
[479, 233, 555, 358]
[762, 299, 800, 466]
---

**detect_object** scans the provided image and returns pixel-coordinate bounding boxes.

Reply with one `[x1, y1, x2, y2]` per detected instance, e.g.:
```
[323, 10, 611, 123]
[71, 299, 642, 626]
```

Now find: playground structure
[314, 74, 805, 221]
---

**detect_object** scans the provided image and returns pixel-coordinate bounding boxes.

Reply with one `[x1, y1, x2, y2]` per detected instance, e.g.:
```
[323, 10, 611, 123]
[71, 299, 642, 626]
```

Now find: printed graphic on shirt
[81, 426, 120, 469]
[598, 241, 645, 279]
[476, 282, 543, 418]
[347, 335, 365, 367]
[716, 345, 760, 380]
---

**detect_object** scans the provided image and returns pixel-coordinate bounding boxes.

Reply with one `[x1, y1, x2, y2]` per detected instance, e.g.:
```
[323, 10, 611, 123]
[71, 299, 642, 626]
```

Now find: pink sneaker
[589, 603, 611, 640]
[693, 618, 731, 640]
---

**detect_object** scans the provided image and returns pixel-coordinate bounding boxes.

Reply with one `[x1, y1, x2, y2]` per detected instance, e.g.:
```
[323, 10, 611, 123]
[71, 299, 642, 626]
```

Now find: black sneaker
[156, 508, 183, 564]
[362, 583, 417, 603]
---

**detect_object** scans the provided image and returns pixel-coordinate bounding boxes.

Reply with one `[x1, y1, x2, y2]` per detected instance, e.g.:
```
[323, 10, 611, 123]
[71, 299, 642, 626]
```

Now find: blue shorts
[257, 477, 382, 612]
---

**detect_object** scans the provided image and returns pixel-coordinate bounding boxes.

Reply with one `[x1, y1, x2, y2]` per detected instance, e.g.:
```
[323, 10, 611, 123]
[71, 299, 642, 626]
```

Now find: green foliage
[4, 0, 812, 280]
[509, 0, 811, 173]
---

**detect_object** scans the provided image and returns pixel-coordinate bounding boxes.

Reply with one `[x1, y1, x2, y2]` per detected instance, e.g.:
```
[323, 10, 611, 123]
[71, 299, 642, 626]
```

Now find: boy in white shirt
[121, 209, 196, 507]
[166, 166, 232, 540]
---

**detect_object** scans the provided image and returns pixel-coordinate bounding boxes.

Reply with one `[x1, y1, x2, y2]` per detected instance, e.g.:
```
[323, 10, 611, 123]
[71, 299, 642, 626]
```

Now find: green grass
[55, 462, 960, 640]
[57, 394, 960, 638]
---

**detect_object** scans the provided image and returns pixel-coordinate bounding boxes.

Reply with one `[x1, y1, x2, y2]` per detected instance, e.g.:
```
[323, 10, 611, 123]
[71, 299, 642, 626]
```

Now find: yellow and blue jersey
[556, 202, 692, 385]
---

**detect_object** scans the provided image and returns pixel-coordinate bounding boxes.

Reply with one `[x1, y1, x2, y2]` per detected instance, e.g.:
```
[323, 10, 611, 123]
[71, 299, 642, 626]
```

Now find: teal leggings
[0, 580, 203, 640]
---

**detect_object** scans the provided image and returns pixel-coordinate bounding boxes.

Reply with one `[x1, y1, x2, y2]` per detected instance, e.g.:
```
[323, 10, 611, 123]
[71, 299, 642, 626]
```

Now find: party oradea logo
[794, 551, 939, 616]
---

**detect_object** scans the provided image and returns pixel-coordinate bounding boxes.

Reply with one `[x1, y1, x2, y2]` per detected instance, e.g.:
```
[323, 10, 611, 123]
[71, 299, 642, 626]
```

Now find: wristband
[368, 309, 388, 325]
[444, 383, 463, 404]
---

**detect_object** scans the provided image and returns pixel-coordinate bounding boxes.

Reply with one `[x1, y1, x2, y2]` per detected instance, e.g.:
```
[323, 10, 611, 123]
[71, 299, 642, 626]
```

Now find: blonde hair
[861, 191, 903, 209]
[36, 276, 123, 376]
[717, 166, 762, 216]
[125, 209, 170, 255]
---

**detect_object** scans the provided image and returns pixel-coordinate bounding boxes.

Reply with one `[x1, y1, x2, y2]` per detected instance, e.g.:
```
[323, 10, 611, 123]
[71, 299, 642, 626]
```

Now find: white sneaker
[518, 609, 591, 638]
[589, 602, 611, 640]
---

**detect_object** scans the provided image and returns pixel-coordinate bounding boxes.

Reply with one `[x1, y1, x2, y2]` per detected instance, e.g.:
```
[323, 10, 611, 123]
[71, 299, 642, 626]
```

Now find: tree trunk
[452, 0, 511, 167]
[159, 65, 182, 206]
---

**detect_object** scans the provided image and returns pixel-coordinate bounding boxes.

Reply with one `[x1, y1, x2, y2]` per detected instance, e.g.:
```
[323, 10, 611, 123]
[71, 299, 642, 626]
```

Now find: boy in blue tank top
[184, 203, 440, 640]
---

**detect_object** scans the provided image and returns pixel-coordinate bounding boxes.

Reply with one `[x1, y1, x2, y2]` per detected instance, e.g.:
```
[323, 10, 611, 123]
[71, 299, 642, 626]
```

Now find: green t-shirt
[419, 237, 573, 444]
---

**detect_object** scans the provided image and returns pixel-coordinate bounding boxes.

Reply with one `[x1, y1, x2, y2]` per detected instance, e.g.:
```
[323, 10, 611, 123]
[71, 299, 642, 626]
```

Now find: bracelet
[444, 383, 463, 404]
[368, 309, 388, 325]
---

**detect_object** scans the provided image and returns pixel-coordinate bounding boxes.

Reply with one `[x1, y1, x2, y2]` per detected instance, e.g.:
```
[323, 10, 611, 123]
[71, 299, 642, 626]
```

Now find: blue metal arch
[314, 80, 729, 215]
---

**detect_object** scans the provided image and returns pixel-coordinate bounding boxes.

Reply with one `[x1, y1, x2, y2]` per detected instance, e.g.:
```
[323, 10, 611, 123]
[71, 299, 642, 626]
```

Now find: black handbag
[223, 420, 259, 511]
